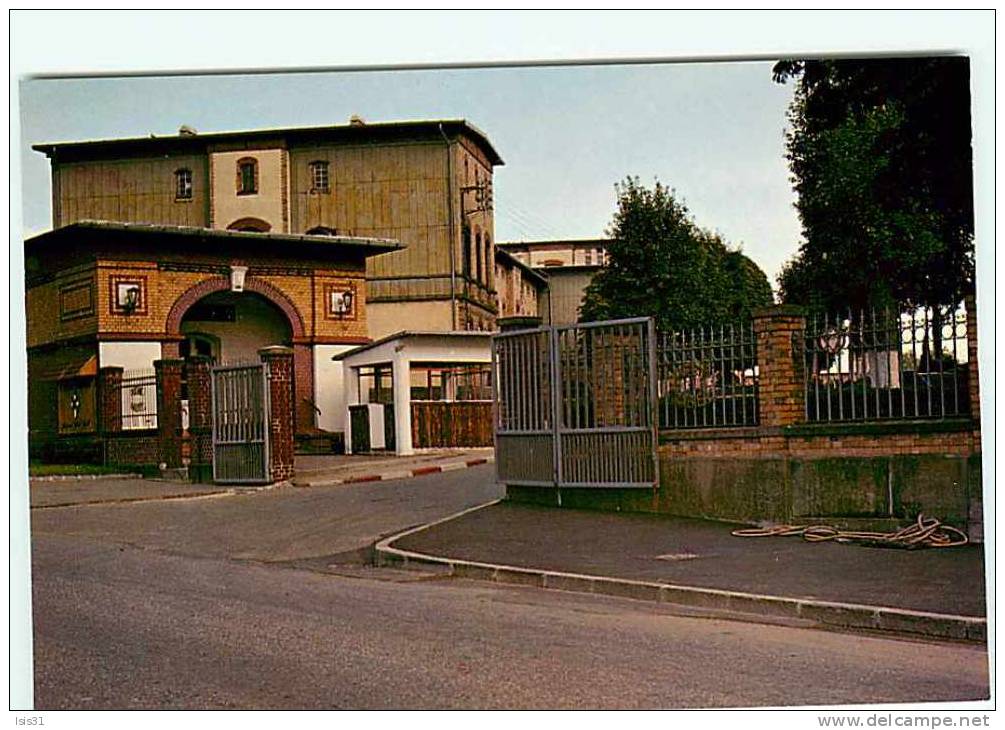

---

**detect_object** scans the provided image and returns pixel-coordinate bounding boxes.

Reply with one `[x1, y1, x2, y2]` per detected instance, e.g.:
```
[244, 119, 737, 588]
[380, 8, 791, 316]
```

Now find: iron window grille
[174, 168, 193, 200]
[309, 161, 330, 193]
[236, 158, 258, 195]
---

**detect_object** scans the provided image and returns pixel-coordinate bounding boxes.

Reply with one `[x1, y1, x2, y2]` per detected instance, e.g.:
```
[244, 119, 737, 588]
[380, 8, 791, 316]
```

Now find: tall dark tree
[580, 177, 773, 330]
[774, 57, 974, 311]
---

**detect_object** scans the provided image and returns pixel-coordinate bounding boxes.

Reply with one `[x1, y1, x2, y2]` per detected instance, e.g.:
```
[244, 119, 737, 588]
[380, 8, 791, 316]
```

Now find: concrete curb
[374, 502, 987, 644]
[295, 456, 494, 488]
[29, 473, 142, 482]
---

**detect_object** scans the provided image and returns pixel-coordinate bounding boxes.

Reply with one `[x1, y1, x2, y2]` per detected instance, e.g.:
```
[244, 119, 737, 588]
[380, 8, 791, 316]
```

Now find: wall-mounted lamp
[332, 289, 354, 318]
[120, 285, 141, 314]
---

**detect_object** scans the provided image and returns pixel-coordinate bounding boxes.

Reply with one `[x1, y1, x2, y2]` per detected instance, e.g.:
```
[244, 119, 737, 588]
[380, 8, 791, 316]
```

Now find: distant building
[497, 239, 610, 325]
[498, 238, 607, 270]
[494, 247, 548, 320]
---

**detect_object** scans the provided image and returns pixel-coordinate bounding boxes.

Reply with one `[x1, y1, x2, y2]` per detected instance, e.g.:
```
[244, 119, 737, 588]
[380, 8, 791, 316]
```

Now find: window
[410, 364, 492, 402]
[475, 229, 483, 283]
[236, 157, 258, 195]
[461, 226, 472, 277]
[586, 249, 594, 265]
[175, 168, 193, 200]
[484, 235, 492, 285]
[309, 161, 330, 193]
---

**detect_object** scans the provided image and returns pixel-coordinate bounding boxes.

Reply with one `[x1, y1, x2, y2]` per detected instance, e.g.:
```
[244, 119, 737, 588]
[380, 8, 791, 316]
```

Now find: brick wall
[24, 263, 99, 348]
[85, 261, 368, 343]
[661, 425, 978, 460]
[105, 431, 160, 467]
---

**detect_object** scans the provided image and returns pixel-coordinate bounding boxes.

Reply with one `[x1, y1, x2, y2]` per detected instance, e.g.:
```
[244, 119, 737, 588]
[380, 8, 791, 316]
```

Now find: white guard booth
[336, 331, 493, 457]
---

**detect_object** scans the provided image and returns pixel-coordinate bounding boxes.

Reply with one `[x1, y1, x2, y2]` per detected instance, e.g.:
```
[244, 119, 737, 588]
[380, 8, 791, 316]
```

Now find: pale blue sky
[20, 62, 800, 286]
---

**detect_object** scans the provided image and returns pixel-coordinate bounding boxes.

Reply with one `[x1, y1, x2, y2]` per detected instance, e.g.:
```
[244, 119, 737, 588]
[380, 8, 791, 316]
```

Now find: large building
[33, 117, 504, 337]
[27, 118, 505, 457]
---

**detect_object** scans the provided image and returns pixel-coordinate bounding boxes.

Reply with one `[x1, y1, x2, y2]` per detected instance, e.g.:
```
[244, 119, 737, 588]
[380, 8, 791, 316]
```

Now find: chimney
[178, 125, 198, 136]
[349, 115, 366, 127]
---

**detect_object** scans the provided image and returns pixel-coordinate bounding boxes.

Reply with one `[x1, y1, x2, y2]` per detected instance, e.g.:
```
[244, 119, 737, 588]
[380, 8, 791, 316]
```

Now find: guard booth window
[409, 363, 492, 402]
[356, 365, 394, 404]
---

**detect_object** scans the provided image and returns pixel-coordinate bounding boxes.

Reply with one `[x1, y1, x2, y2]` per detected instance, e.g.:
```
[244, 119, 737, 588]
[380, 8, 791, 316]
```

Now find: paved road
[26, 468, 990, 709]
[32, 534, 988, 709]
[30, 465, 503, 562]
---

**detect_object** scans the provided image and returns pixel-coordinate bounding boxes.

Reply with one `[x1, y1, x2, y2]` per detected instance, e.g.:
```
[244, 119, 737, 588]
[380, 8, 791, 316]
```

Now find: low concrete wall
[506, 421, 982, 530]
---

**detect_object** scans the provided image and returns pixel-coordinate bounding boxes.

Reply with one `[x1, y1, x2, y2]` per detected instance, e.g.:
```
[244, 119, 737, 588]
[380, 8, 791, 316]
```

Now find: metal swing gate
[211, 362, 270, 484]
[492, 317, 658, 489]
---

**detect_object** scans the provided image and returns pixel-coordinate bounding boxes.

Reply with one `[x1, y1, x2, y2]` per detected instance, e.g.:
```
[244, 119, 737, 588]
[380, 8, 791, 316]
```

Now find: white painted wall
[98, 341, 162, 372]
[368, 403, 386, 450]
[340, 333, 492, 455]
[99, 342, 163, 430]
[314, 344, 355, 433]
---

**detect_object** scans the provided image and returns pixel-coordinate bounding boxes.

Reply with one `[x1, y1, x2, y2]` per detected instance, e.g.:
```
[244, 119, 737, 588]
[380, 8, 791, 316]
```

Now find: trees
[774, 57, 974, 311]
[579, 177, 773, 330]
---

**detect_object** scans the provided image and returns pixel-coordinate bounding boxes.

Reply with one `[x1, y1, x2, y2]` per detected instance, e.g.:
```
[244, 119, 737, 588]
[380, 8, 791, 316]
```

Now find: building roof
[331, 330, 493, 361]
[497, 238, 610, 249]
[24, 220, 404, 257]
[494, 247, 548, 288]
[535, 264, 603, 274]
[32, 118, 504, 166]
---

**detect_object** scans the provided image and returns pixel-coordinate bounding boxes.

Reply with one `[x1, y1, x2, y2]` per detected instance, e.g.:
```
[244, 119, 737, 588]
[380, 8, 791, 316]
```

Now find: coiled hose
[731, 513, 968, 549]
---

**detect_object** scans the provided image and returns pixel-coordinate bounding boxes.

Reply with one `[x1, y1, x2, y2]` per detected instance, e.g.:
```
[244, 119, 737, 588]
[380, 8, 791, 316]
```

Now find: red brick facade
[260, 346, 295, 483]
[154, 359, 185, 469]
[186, 356, 213, 482]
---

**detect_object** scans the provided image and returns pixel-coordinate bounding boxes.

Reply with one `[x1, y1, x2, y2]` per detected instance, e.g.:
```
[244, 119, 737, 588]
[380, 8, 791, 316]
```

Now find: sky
[19, 61, 800, 287]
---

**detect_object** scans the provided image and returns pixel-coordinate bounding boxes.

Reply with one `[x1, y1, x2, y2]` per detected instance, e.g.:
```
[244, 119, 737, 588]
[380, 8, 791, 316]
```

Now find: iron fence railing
[803, 303, 970, 422]
[657, 322, 759, 429]
[119, 368, 158, 430]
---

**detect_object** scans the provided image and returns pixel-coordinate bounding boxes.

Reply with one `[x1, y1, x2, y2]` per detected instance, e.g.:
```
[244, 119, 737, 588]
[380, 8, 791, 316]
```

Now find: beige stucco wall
[366, 300, 455, 341]
[210, 148, 287, 232]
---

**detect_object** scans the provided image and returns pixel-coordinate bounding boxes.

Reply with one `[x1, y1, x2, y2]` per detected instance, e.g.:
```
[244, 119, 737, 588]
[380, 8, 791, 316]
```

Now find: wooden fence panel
[411, 401, 492, 448]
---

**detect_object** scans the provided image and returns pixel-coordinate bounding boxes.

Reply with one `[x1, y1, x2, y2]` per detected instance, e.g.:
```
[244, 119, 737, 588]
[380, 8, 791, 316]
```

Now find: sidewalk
[293, 448, 494, 487]
[30, 478, 229, 508]
[384, 501, 987, 639]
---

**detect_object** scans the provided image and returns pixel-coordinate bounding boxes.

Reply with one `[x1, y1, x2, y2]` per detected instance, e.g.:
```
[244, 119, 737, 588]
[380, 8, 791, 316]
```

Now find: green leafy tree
[579, 177, 773, 330]
[774, 57, 974, 311]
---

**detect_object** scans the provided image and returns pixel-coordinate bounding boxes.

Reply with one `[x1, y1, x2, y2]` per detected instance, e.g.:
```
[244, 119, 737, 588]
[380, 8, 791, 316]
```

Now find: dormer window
[309, 160, 330, 193]
[175, 168, 193, 200]
[237, 157, 258, 195]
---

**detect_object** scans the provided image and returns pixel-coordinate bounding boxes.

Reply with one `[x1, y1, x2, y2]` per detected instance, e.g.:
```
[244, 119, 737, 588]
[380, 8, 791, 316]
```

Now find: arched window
[461, 226, 472, 277]
[236, 157, 258, 195]
[475, 228, 483, 284]
[227, 217, 271, 233]
[306, 225, 337, 236]
[484, 234, 492, 286]
[309, 161, 330, 193]
[175, 168, 193, 200]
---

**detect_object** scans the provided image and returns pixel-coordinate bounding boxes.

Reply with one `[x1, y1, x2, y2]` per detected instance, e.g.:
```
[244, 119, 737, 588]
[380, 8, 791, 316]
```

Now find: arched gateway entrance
[164, 276, 315, 435]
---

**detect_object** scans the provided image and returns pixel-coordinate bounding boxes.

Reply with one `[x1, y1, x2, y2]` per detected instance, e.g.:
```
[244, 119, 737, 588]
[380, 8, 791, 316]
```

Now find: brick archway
[164, 275, 315, 435]
[165, 275, 306, 338]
